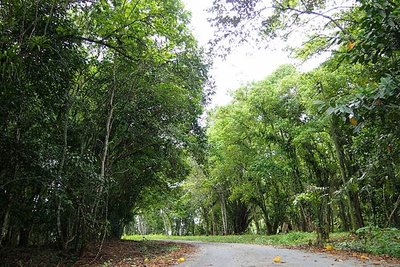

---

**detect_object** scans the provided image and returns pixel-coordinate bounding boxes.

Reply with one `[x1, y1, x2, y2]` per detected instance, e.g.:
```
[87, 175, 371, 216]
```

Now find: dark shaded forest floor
[1, 246, 77, 266]
[0, 240, 195, 266]
[76, 240, 195, 266]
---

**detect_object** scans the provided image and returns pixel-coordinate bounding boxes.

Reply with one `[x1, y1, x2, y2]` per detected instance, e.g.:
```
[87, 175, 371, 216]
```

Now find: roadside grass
[123, 232, 319, 246]
[124, 228, 400, 258]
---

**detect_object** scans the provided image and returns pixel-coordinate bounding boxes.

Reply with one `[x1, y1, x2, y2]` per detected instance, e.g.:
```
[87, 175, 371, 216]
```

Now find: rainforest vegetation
[0, 0, 210, 251]
[127, 0, 400, 247]
[0, 0, 399, 259]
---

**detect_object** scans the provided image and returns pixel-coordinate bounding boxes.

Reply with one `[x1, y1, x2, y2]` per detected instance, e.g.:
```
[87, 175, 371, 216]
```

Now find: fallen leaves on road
[359, 254, 370, 260]
[75, 239, 196, 266]
[177, 257, 185, 263]
[273, 255, 281, 263]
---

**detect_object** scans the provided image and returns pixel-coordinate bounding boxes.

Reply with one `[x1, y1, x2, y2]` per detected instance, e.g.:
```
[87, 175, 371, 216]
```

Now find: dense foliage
[1, 0, 399, 257]
[0, 0, 209, 250]
[129, 0, 400, 246]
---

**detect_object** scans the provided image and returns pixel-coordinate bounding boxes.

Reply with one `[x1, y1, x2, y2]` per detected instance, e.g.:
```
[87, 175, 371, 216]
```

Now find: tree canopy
[0, 0, 210, 250]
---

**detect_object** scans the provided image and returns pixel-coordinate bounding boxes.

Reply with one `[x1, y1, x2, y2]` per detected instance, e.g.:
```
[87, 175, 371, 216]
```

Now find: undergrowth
[334, 227, 400, 258]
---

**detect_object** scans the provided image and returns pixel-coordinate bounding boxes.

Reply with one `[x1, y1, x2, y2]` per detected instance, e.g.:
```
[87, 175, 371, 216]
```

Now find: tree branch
[278, 4, 348, 35]
[71, 35, 137, 61]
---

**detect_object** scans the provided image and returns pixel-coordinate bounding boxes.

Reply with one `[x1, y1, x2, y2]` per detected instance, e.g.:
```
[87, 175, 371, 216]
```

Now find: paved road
[173, 241, 395, 267]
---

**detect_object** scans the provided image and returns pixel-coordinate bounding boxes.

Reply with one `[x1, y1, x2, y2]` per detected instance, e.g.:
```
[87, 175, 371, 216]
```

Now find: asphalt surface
[173, 241, 396, 267]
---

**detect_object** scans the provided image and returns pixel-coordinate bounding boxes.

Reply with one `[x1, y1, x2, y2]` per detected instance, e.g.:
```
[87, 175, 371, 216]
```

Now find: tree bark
[219, 192, 228, 235]
[338, 199, 350, 231]
[211, 210, 216, 235]
[302, 142, 330, 244]
[57, 94, 69, 250]
[160, 209, 172, 236]
[93, 75, 115, 223]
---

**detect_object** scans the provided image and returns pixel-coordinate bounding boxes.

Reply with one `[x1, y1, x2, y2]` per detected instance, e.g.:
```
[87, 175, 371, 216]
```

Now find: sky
[182, 0, 327, 108]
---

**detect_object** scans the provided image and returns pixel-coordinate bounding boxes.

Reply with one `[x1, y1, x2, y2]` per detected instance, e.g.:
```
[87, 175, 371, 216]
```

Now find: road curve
[173, 241, 393, 267]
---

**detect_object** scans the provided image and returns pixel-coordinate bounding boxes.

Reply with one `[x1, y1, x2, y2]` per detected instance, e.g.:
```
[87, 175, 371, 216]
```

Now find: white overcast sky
[182, 0, 328, 108]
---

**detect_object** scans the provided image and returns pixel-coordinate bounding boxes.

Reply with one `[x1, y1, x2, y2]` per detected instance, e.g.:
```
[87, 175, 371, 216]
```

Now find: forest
[126, 0, 400, 246]
[1, 0, 399, 260]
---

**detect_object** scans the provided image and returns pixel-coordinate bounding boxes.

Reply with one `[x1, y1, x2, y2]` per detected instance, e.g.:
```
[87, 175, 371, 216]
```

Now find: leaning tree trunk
[92, 69, 116, 233]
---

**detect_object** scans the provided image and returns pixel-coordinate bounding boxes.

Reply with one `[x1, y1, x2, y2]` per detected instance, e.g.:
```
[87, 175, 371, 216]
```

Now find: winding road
[173, 241, 396, 267]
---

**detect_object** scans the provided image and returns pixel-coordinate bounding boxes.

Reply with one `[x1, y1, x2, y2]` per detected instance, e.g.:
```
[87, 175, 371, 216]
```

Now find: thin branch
[282, 6, 348, 35]
[72, 35, 137, 61]
[385, 194, 400, 228]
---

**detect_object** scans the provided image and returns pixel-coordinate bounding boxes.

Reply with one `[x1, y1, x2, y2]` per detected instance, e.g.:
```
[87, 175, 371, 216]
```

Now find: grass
[124, 232, 320, 246]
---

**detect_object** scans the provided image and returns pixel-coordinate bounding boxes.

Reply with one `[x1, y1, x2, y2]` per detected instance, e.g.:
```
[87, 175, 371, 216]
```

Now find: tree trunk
[253, 207, 260, 234]
[338, 199, 350, 231]
[231, 200, 250, 234]
[100, 87, 114, 189]
[160, 209, 172, 236]
[258, 201, 273, 234]
[386, 194, 400, 228]
[0, 201, 11, 246]
[2, 121, 22, 247]
[329, 116, 363, 230]
[110, 217, 123, 239]
[92, 80, 115, 225]
[202, 207, 210, 235]
[302, 142, 330, 243]
[219, 192, 228, 235]
[211, 210, 216, 235]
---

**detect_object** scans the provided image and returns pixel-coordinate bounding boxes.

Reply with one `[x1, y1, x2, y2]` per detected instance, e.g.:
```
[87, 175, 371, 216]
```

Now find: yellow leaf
[347, 41, 355, 50]
[360, 255, 369, 260]
[350, 117, 358, 126]
[144, 258, 149, 263]
[177, 257, 185, 263]
[325, 245, 334, 251]
[273, 255, 281, 263]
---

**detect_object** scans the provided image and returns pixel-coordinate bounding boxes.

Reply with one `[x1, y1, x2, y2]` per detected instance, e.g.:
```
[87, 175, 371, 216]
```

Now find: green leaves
[0, 0, 210, 247]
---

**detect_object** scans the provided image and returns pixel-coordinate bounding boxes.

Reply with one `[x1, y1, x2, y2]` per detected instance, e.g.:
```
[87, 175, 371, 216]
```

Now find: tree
[208, 0, 356, 57]
[0, 0, 210, 249]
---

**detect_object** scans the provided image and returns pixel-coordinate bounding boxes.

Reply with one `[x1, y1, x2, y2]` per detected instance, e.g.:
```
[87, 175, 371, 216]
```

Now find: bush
[335, 227, 400, 257]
